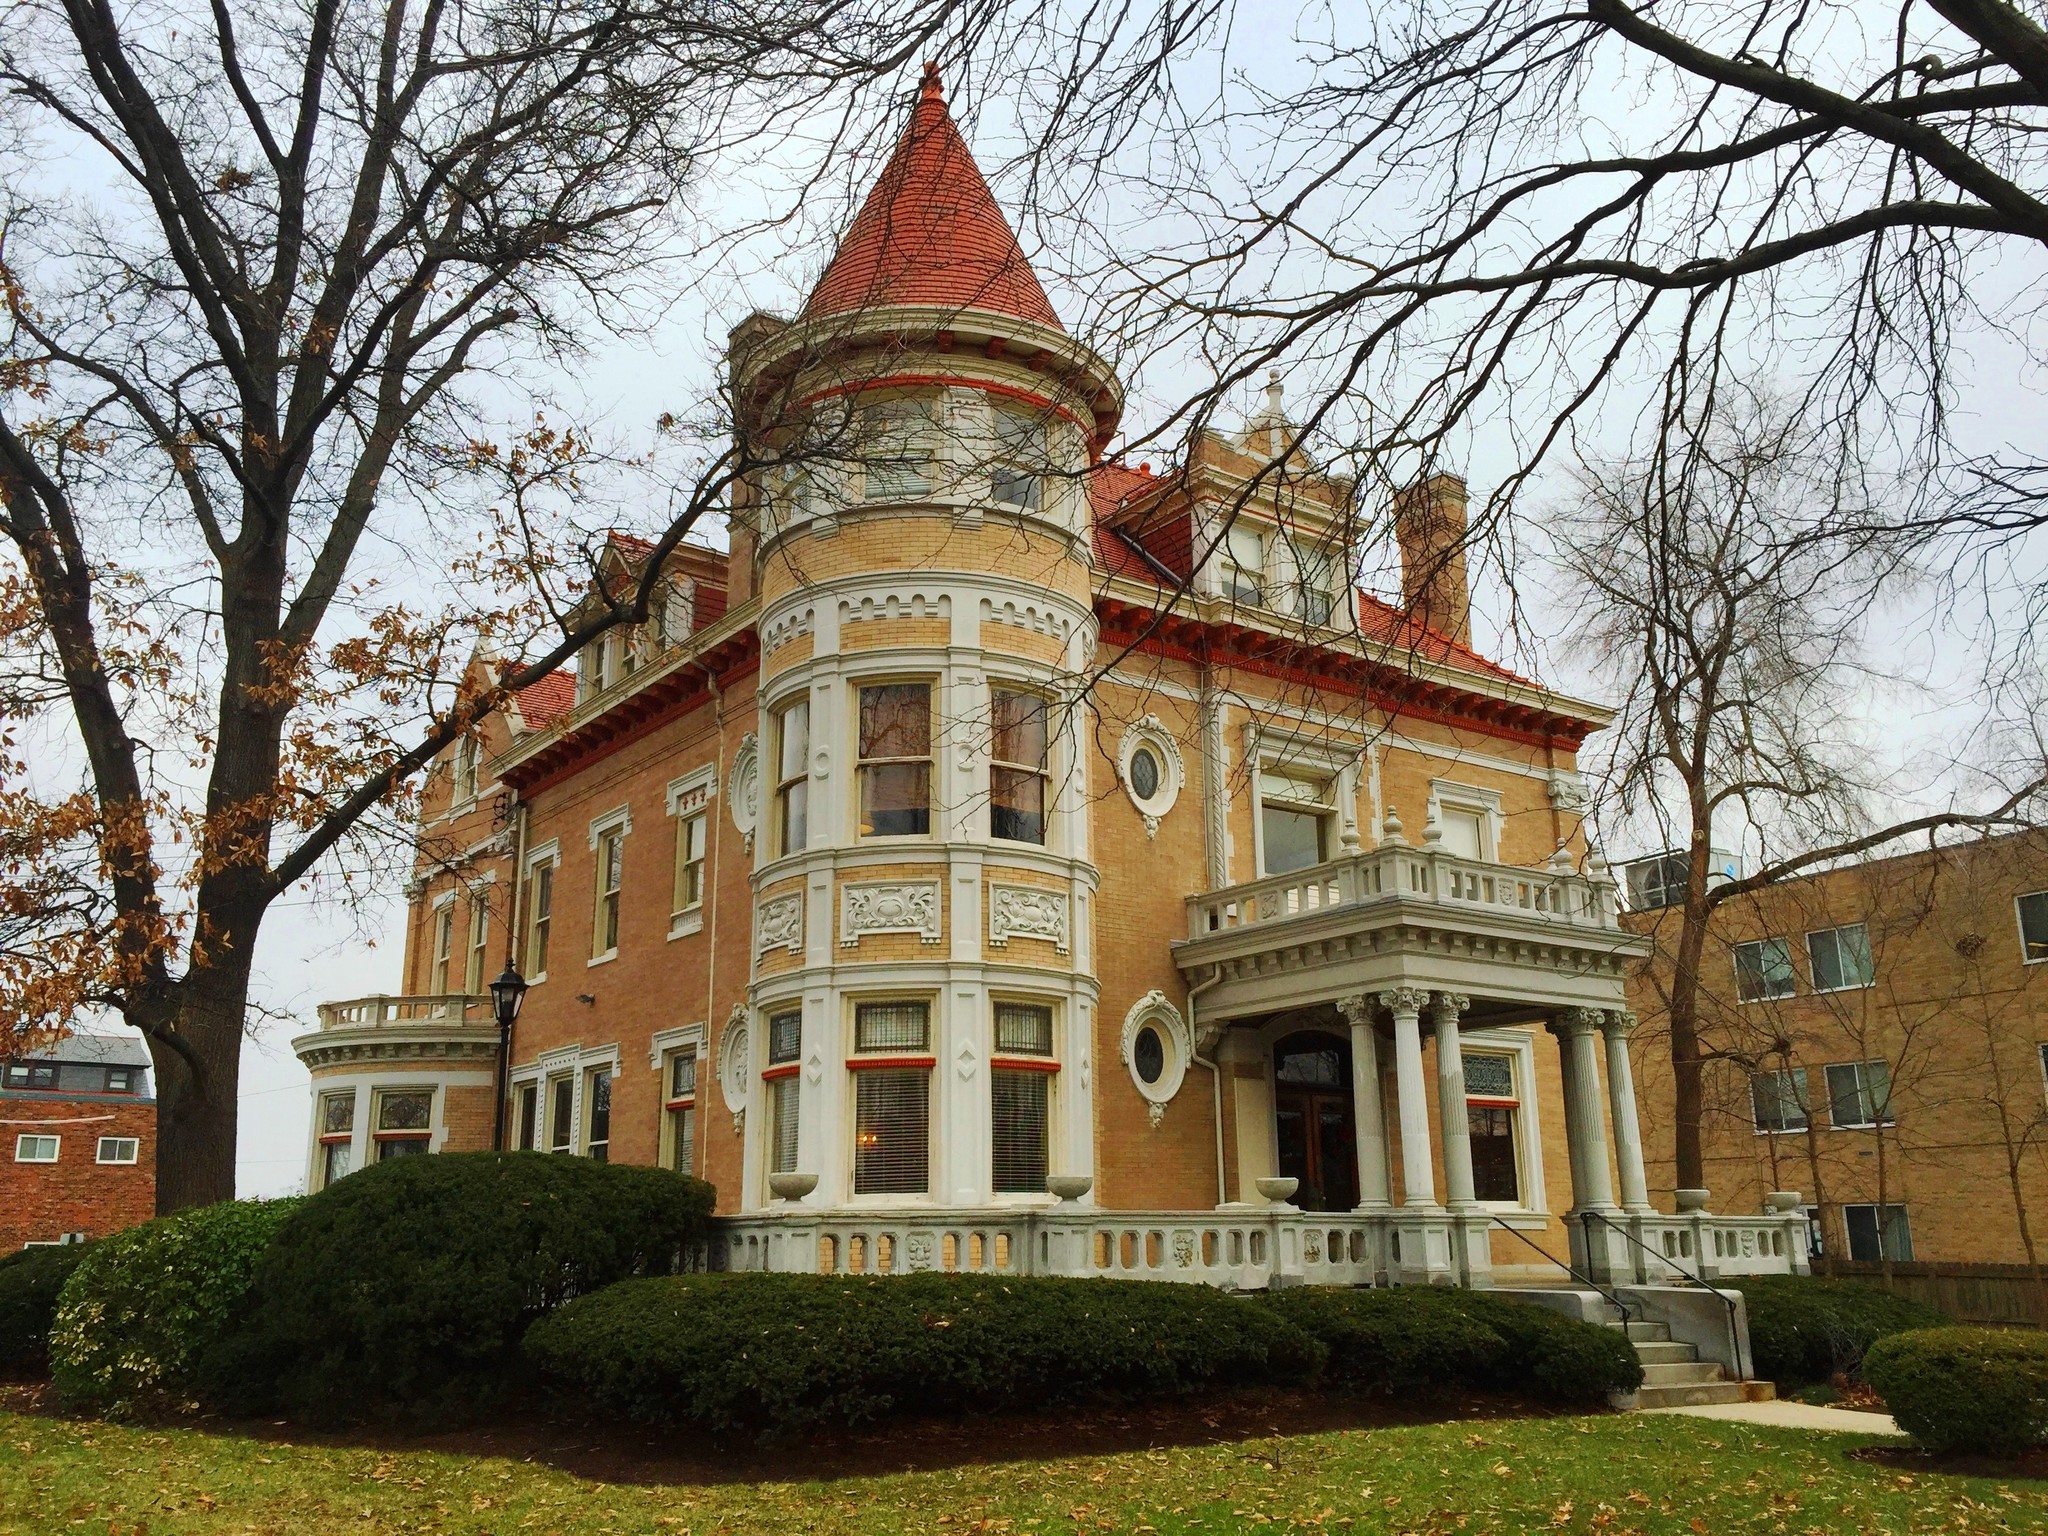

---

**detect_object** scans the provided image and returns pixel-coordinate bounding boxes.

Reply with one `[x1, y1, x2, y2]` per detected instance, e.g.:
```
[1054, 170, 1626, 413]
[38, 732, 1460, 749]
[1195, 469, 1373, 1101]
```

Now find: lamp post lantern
[489, 963, 528, 1151]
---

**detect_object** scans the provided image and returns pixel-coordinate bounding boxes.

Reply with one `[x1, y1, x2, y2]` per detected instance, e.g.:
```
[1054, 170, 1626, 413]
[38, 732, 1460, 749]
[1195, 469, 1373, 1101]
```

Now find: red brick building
[1, 1032, 156, 1251]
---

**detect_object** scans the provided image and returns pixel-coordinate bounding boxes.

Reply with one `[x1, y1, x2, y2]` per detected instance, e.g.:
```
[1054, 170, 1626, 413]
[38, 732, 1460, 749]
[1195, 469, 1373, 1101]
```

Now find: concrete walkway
[1644, 1399, 1905, 1435]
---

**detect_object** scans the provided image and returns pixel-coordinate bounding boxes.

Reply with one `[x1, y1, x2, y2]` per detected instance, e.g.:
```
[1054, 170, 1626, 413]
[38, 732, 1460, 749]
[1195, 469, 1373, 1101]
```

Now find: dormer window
[452, 733, 480, 802]
[1223, 522, 1266, 606]
[862, 399, 934, 501]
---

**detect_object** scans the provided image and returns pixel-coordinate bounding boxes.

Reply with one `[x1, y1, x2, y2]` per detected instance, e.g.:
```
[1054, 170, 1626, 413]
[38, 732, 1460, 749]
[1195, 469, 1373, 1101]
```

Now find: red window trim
[373, 1129, 432, 1141]
[990, 1056, 1060, 1073]
[317, 1132, 353, 1144]
[664, 1094, 697, 1111]
[1466, 1096, 1520, 1109]
[760, 1062, 801, 1082]
[846, 1055, 937, 1071]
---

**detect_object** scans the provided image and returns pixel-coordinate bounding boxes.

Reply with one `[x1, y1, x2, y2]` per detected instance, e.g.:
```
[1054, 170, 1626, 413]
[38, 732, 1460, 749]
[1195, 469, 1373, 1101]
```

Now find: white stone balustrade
[315, 994, 491, 1029]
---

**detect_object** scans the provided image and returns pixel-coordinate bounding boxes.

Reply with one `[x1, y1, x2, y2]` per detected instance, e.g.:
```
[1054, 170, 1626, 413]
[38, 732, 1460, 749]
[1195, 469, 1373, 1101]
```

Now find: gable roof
[803, 64, 1062, 331]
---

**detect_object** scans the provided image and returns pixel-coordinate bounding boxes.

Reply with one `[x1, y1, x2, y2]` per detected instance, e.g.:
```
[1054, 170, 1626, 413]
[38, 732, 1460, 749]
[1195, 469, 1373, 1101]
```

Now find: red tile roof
[804, 64, 1062, 331]
[1353, 590, 1531, 684]
[513, 670, 576, 731]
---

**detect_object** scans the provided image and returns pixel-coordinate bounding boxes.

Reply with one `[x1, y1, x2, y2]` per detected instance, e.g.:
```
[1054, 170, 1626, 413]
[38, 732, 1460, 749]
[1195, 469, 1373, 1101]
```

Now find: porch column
[1339, 994, 1391, 1208]
[1379, 986, 1438, 1207]
[1551, 1008, 1616, 1211]
[1601, 1009, 1654, 1212]
[1431, 992, 1478, 1210]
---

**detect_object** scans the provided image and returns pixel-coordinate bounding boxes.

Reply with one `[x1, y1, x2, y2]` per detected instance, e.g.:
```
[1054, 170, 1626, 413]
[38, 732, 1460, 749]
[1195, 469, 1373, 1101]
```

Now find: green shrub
[49, 1199, 300, 1408]
[0, 1243, 91, 1373]
[1865, 1327, 2048, 1457]
[1260, 1286, 1641, 1405]
[1733, 1276, 1948, 1386]
[524, 1272, 1324, 1437]
[212, 1152, 715, 1421]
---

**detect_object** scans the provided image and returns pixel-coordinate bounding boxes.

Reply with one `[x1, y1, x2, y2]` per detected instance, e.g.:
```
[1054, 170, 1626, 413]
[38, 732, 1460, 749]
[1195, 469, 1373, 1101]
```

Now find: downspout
[495, 795, 530, 1152]
[1187, 963, 1227, 1207]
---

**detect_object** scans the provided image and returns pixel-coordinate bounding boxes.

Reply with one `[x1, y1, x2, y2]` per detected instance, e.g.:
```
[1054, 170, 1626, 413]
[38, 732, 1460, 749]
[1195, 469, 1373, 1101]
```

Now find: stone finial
[1379, 804, 1406, 847]
[1548, 839, 1576, 873]
[1421, 800, 1445, 847]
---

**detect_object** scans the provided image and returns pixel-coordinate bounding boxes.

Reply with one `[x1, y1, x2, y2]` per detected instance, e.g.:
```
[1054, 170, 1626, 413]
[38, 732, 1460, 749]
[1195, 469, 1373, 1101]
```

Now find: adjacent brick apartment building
[1624, 830, 2048, 1267]
[293, 66, 1808, 1312]
[1, 1032, 155, 1251]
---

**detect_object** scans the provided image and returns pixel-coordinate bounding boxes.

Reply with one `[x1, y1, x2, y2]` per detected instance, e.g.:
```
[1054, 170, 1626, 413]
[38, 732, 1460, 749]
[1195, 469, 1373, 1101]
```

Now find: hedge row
[1865, 1327, 2048, 1457]
[1732, 1275, 1949, 1386]
[0, 1243, 91, 1373]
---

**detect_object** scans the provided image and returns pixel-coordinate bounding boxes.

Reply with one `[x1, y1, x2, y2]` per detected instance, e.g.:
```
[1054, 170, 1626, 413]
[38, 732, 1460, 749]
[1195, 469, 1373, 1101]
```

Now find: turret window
[1223, 522, 1266, 606]
[858, 683, 932, 838]
[774, 698, 809, 855]
[990, 689, 1049, 844]
[991, 403, 1043, 511]
[862, 400, 934, 501]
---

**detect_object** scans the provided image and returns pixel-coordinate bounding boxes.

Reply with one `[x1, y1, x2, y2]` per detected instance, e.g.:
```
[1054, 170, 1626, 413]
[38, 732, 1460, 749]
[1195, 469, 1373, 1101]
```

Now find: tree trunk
[134, 963, 251, 1213]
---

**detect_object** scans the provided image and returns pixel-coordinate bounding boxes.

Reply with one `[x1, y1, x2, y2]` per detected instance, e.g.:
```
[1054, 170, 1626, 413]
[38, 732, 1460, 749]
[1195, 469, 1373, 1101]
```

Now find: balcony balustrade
[314, 994, 491, 1030]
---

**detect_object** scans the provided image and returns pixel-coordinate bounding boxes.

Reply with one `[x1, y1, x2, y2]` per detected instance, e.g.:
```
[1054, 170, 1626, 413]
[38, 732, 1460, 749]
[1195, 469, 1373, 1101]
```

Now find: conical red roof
[804, 64, 1063, 332]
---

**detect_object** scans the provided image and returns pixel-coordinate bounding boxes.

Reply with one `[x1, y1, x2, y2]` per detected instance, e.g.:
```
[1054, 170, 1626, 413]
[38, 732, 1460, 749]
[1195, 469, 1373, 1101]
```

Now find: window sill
[587, 951, 617, 969]
[1829, 1122, 1893, 1132]
[1811, 982, 1875, 994]
[1752, 1125, 1811, 1136]
[668, 909, 705, 941]
[1736, 995, 1797, 1006]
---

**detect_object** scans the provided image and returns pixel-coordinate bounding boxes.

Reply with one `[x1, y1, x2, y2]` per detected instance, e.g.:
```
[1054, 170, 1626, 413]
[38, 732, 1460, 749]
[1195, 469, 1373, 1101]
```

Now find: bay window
[317, 1090, 356, 1187]
[851, 1001, 931, 1196]
[372, 1088, 433, 1161]
[858, 683, 932, 837]
[1223, 522, 1266, 605]
[991, 1002, 1056, 1195]
[766, 1009, 802, 1176]
[1293, 538, 1340, 625]
[774, 697, 809, 855]
[990, 689, 1049, 844]
[861, 399, 933, 501]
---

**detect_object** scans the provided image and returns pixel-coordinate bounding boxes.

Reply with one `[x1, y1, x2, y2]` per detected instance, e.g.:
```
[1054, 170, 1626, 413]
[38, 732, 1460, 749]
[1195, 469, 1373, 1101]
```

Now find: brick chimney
[1392, 472, 1471, 647]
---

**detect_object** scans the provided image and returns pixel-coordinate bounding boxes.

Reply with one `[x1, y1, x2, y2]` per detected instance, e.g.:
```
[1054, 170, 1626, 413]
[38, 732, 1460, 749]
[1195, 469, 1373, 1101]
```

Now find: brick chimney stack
[1392, 472, 1471, 647]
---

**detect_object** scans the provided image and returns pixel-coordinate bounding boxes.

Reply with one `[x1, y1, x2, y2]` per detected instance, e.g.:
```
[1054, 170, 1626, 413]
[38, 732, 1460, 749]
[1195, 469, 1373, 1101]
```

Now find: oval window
[1134, 1025, 1165, 1084]
[1129, 745, 1161, 802]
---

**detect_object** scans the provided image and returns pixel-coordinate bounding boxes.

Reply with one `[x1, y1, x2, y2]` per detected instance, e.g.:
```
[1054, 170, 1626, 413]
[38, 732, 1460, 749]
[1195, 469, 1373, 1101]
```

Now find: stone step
[1633, 1340, 1698, 1365]
[1635, 1379, 1751, 1410]
[1642, 1360, 1725, 1387]
[1622, 1320, 1671, 1343]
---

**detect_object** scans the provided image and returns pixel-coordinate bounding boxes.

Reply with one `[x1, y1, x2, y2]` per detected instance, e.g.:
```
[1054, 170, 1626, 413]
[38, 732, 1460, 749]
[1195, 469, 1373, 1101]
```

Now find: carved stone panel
[840, 880, 942, 946]
[755, 893, 804, 954]
[987, 884, 1070, 953]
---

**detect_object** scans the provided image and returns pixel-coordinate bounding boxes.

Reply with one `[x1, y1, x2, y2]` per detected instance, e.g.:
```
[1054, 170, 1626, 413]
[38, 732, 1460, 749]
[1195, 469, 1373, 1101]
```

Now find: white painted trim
[1460, 1026, 1549, 1218]
[587, 803, 633, 849]
[1121, 990, 1191, 1124]
[665, 762, 719, 817]
[648, 1022, 707, 1070]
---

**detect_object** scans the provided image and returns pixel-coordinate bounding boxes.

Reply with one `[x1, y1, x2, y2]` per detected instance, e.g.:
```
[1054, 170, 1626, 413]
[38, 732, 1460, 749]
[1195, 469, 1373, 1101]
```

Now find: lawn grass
[0, 1407, 2041, 1535]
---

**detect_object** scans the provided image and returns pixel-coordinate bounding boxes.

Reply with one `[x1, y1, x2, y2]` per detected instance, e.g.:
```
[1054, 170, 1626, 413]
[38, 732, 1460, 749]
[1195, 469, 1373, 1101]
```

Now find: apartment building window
[1463, 1052, 1522, 1203]
[1259, 767, 1334, 876]
[991, 402, 1043, 511]
[1825, 1060, 1893, 1129]
[1222, 522, 1266, 605]
[373, 1089, 433, 1160]
[1734, 937, 1796, 1002]
[861, 399, 933, 500]
[526, 854, 556, 979]
[990, 689, 1049, 845]
[453, 733, 480, 803]
[858, 684, 932, 837]
[766, 1009, 802, 1176]
[673, 811, 707, 917]
[515, 1082, 539, 1150]
[464, 892, 489, 994]
[429, 901, 454, 994]
[851, 1001, 931, 1196]
[104, 1067, 134, 1094]
[317, 1091, 356, 1186]
[584, 1067, 612, 1162]
[2017, 890, 2048, 962]
[1844, 1203, 1913, 1262]
[548, 1076, 575, 1153]
[1807, 923, 1874, 992]
[774, 697, 809, 855]
[5, 1063, 56, 1089]
[992, 1002, 1056, 1195]
[663, 1048, 697, 1175]
[96, 1136, 139, 1165]
[1750, 1068, 1811, 1133]
[593, 824, 626, 959]
[14, 1134, 59, 1162]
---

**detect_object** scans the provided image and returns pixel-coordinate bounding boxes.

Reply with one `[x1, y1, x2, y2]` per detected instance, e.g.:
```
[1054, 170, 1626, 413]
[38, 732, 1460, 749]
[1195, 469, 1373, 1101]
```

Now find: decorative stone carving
[906, 1231, 936, 1271]
[840, 880, 942, 946]
[1546, 771, 1589, 812]
[987, 884, 1070, 952]
[1429, 992, 1471, 1029]
[1377, 985, 1430, 1020]
[1121, 990, 1191, 1117]
[1118, 714, 1185, 839]
[1173, 1230, 1196, 1268]
[955, 1038, 977, 1081]
[756, 893, 804, 954]
[717, 1005, 750, 1130]
[728, 732, 760, 854]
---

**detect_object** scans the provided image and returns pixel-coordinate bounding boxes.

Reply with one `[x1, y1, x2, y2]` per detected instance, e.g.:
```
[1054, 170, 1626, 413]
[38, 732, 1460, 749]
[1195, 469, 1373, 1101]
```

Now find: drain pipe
[1187, 963, 1227, 1207]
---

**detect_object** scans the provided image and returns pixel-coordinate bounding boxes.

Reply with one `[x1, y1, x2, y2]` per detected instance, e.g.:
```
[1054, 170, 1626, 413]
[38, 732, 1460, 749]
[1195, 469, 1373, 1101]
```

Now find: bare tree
[0, 0, 993, 1210]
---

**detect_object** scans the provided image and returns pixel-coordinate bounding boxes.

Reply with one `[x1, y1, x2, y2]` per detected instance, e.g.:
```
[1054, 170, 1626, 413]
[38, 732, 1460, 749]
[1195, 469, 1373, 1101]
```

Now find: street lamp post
[488, 962, 529, 1151]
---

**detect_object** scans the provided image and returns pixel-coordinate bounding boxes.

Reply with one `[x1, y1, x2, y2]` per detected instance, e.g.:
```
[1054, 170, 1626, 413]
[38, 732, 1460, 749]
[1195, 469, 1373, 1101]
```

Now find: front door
[1273, 1030, 1359, 1212]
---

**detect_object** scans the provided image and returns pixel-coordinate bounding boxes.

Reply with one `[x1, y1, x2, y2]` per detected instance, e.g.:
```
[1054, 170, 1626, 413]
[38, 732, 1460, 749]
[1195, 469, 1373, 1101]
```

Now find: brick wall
[0, 1097, 156, 1250]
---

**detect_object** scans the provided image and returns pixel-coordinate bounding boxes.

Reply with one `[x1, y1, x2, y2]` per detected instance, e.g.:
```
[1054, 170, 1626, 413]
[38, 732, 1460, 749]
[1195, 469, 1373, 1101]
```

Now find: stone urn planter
[1255, 1176, 1300, 1207]
[768, 1171, 818, 1203]
[1045, 1174, 1093, 1202]
[1675, 1188, 1712, 1214]
[1765, 1190, 1804, 1213]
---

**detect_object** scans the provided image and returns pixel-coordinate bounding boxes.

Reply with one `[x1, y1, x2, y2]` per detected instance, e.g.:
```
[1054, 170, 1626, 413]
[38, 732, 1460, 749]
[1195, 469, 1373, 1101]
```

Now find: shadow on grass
[1850, 1442, 2048, 1483]
[0, 1377, 1584, 1487]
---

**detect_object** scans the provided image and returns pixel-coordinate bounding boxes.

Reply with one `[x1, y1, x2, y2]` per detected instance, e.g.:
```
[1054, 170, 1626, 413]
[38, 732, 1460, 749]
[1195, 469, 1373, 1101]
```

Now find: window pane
[376, 1137, 426, 1161]
[859, 685, 930, 759]
[530, 866, 553, 975]
[854, 1069, 929, 1194]
[1735, 938, 1795, 1002]
[549, 1078, 574, 1152]
[778, 700, 809, 779]
[1467, 1105, 1519, 1202]
[1809, 923, 1873, 989]
[781, 778, 808, 852]
[670, 1051, 698, 1099]
[1464, 1054, 1515, 1099]
[992, 466, 1040, 509]
[1262, 805, 1327, 875]
[861, 761, 931, 837]
[323, 1140, 353, 1185]
[994, 1002, 1054, 1055]
[321, 1093, 355, 1135]
[2021, 891, 2048, 961]
[516, 1084, 538, 1150]
[992, 1070, 1050, 1193]
[990, 765, 1046, 844]
[668, 1104, 694, 1174]
[855, 1001, 930, 1053]
[771, 1077, 800, 1174]
[1439, 809, 1485, 860]
[1750, 1070, 1809, 1132]
[377, 1091, 433, 1132]
[768, 1011, 802, 1064]
[1227, 523, 1265, 571]
[866, 457, 931, 500]
[586, 1071, 611, 1162]
[991, 690, 1048, 768]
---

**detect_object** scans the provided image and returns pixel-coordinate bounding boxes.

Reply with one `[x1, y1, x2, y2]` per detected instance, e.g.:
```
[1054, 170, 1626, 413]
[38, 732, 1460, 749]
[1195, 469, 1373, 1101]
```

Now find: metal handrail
[1489, 1215, 1631, 1328]
[1586, 1211, 1749, 1381]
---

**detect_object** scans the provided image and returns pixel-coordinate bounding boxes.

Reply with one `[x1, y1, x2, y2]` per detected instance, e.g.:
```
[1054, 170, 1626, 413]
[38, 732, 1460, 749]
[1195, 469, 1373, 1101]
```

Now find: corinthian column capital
[1549, 1006, 1605, 1039]
[1337, 994, 1374, 1030]
[1601, 1008, 1640, 1038]
[1429, 992, 1470, 1028]
[1378, 985, 1430, 1019]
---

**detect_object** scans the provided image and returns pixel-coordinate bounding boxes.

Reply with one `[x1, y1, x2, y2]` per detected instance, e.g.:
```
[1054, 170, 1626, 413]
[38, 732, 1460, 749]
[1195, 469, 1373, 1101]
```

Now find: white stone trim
[728, 732, 761, 854]
[1121, 990, 1191, 1126]
[648, 1021, 706, 1070]
[1117, 714, 1184, 839]
[756, 893, 804, 954]
[840, 880, 943, 946]
[587, 803, 633, 850]
[665, 763, 718, 817]
[987, 884, 1070, 953]
[1460, 1026, 1549, 1218]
